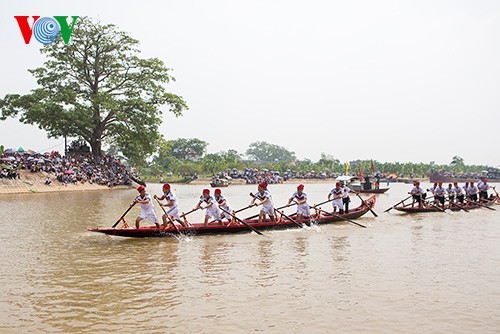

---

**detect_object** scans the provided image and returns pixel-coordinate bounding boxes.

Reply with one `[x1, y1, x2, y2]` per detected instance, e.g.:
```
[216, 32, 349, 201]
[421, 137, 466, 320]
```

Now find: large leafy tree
[0, 17, 187, 164]
[246, 141, 296, 163]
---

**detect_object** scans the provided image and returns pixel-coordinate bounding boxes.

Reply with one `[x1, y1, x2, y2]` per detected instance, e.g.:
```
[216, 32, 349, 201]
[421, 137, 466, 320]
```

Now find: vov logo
[14, 16, 79, 45]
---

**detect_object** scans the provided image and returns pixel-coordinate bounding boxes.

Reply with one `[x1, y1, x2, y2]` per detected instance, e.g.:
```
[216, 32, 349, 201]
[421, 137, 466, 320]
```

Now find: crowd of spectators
[224, 167, 342, 184]
[429, 169, 500, 181]
[1, 148, 141, 187]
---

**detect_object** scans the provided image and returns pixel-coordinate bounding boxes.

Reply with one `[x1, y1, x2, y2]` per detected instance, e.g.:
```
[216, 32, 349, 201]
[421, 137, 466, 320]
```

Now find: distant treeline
[135, 138, 496, 179]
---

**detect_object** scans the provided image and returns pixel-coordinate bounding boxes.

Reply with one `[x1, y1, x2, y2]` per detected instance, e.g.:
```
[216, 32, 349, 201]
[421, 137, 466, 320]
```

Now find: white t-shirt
[255, 190, 274, 210]
[164, 191, 179, 213]
[329, 187, 343, 199]
[216, 194, 232, 213]
[200, 195, 220, 215]
[342, 186, 351, 199]
[477, 181, 489, 192]
[468, 185, 478, 195]
[411, 186, 425, 195]
[135, 193, 155, 213]
[435, 187, 447, 197]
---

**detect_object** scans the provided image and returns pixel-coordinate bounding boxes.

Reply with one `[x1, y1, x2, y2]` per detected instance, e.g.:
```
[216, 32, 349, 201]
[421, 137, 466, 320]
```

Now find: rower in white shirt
[341, 181, 357, 214]
[250, 182, 276, 223]
[468, 182, 478, 203]
[454, 182, 465, 204]
[427, 182, 438, 203]
[446, 183, 455, 206]
[288, 184, 310, 220]
[434, 182, 447, 208]
[195, 189, 223, 227]
[154, 183, 187, 228]
[477, 177, 490, 201]
[410, 181, 426, 208]
[328, 182, 344, 214]
[133, 185, 160, 229]
[214, 188, 233, 222]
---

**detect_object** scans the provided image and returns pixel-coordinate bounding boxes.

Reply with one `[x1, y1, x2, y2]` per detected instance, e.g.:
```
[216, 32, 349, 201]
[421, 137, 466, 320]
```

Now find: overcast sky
[1, 0, 499, 167]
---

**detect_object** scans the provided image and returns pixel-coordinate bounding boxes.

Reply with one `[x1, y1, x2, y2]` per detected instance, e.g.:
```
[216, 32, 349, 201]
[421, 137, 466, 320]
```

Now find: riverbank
[0, 170, 132, 195]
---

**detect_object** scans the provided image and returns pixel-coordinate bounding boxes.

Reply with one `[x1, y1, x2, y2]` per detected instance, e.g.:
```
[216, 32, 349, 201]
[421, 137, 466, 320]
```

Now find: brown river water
[0, 182, 499, 333]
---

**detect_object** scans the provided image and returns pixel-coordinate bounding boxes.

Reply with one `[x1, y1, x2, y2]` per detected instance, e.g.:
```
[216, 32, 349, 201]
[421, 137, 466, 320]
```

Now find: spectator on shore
[1, 149, 141, 187]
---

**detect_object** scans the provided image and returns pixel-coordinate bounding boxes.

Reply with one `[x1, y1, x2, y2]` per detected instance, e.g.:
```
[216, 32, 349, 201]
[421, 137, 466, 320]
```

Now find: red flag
[370, 159, 375, 173]
[358, 164, 363, 181]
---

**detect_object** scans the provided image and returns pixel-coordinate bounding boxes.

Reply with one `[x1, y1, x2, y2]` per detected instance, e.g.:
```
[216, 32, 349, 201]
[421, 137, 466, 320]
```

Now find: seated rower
[328, 182, 344, 214]
[250, 182, 276, 223]
[214, 188, 234, 222]
[287, 184, 310, 220]
[427, 183, 438, 204]
[477, 177, 490, 201]
[154, 183, 187, 229]
[134, 185, 160, 229]
[468, 182, 478, 203]
[454, 182, 465, 204]
[446, 183, 455, 207]
[434, 182, 447, 208]
[195, 189, 223, 227]
[410, 181, 426, 209]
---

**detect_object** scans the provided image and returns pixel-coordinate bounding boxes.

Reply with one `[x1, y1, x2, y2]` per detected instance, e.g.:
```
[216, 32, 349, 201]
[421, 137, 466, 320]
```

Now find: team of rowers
[409, 177, 495, 209]
[131, 181, 358, 229]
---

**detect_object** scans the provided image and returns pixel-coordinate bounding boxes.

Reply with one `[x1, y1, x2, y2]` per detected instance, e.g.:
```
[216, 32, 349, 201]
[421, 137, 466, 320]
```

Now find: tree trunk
[89, 138, 102, 156]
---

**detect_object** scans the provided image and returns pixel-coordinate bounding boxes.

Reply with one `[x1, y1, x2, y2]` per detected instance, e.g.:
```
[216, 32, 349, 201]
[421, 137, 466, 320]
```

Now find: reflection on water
[0, 183, 500, 333]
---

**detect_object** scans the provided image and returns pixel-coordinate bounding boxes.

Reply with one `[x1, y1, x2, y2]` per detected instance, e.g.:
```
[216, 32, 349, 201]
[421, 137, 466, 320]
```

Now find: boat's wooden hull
[210, 184, 229, 188]
[86, 198, 376, 238]
[357, 188, 389, 194]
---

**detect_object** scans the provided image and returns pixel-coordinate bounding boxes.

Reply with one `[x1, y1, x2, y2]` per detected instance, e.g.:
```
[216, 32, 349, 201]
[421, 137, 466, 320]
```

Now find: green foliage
[246, 141, 296, 163]
[0, 16, 187, 164]
[158, 138, 208, 162]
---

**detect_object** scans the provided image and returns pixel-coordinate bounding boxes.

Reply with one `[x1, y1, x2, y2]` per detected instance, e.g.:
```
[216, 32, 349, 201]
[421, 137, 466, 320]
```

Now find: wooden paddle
[155, 197, 181, 233]
[275, 209, 304, 228]
[112, 202, 135, 228]
[468, 200, 496, 211]
[220, 207, 265, 236]
[355, 193, 378, 217]
[313, 206, 366, 228]
[234, 205, 256, 214]
[449, 200, 469, 213]
[244, 198, 297, 220]
[384, 195, 412, 212]
[424, 200, 446, 212]
[312, 198, 334, 207]
[180, 207, 199, 218]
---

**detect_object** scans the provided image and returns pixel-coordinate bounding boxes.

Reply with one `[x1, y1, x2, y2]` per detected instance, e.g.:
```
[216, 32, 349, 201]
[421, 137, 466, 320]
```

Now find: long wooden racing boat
[86, 196, 376, 238]
[358, 188, 389, 194]
[394, 198, 497, 213]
